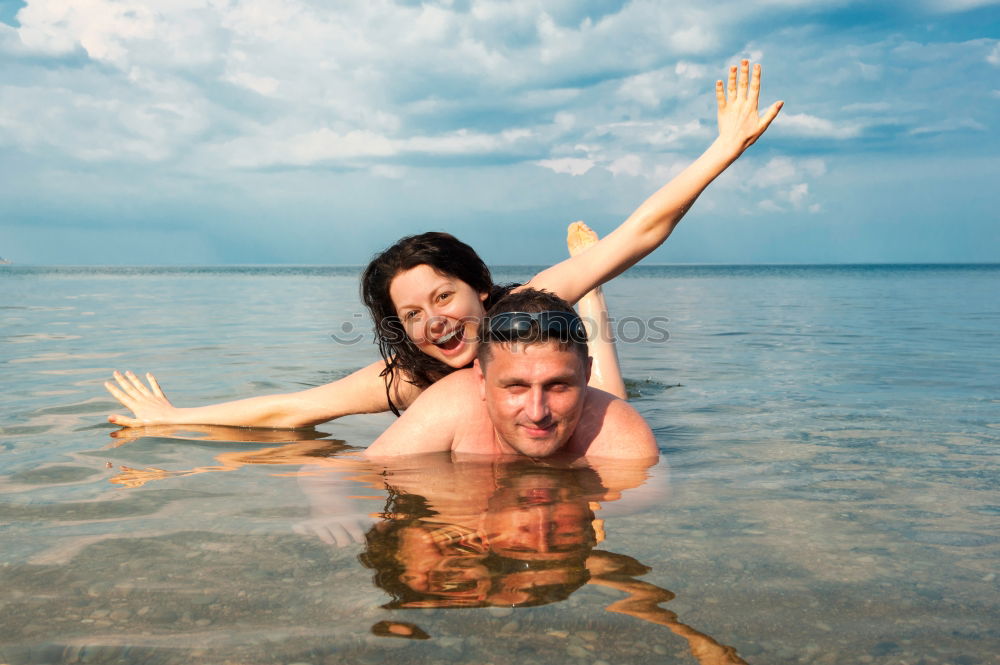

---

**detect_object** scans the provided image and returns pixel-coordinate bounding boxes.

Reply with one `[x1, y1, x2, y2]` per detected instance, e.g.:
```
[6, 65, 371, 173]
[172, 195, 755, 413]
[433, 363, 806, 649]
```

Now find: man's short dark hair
[477, 289, 589, 366]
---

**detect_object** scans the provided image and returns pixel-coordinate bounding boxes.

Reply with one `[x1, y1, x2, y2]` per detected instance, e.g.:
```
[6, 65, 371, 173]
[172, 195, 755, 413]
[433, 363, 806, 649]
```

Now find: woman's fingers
[759, 100, 784, 132]
[749, 62, 761, 105]
[123, 370, 151, 396]
[737, 59, 749, 100]
[330, 523, 357, 548]
[715, 80, 726, 111]
[105, 380, 135, 407]
[146, 373, 166, 400]
[108, 414, 141, 428]
[111, 371, 141, 400]
[344, 519, 368, 544]
[727, 64, 737, 101]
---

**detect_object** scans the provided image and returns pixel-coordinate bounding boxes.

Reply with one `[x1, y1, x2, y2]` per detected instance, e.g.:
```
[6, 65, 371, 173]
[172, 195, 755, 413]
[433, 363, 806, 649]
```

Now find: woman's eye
[404, 310, 419, 321]
[437, 292, 452, 302]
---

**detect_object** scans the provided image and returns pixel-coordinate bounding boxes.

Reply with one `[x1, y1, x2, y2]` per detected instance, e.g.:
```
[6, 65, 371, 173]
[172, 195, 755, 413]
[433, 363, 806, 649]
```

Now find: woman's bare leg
[567, 222, 627, 399]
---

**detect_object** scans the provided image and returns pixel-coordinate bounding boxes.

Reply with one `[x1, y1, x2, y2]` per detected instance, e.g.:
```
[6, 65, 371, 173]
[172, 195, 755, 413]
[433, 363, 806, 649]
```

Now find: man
[365, 289, 658, 460]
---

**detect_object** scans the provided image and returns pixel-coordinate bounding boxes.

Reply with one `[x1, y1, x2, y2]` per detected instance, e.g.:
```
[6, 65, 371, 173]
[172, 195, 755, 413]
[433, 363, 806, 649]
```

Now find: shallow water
[1, 264, 998, 664]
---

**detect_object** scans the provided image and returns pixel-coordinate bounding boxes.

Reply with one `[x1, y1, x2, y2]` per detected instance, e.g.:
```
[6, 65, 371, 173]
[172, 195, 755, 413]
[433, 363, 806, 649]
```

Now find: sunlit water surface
[1, 264, 997, 664]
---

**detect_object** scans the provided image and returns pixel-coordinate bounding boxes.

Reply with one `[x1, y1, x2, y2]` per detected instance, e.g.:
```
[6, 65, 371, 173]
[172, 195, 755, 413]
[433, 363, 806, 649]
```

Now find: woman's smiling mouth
[433, 326, 465, 353]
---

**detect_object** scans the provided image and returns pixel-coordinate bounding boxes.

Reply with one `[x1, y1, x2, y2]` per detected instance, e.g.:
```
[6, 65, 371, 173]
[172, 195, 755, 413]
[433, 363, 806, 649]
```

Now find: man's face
[475, 341, 590, 458]
[484, 472, 595, 561]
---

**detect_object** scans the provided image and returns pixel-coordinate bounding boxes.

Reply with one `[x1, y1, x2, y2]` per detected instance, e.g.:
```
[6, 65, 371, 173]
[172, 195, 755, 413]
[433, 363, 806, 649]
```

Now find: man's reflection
[101, 427, 746, 664]
[355, 460, 747, 665]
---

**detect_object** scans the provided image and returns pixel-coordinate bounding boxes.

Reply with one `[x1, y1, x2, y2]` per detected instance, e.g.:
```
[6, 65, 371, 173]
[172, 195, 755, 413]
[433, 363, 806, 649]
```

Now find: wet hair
[357, 487, 437, 608]
[360, 232, 514, 415]
[477, 288, 589, 366]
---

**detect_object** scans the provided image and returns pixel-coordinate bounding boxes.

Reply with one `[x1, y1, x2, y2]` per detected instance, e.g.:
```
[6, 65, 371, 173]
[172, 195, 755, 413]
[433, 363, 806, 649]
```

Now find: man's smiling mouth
[521, 422, 555, 436]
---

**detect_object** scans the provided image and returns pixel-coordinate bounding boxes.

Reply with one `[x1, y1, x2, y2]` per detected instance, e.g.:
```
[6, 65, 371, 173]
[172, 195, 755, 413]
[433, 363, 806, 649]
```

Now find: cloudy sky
[1, 0, 998, 265]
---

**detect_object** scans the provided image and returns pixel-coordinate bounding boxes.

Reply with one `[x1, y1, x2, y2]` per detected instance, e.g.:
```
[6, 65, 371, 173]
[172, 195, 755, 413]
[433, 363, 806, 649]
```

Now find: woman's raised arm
[105, 361, 422, 429]
[526, 60, 783, 304]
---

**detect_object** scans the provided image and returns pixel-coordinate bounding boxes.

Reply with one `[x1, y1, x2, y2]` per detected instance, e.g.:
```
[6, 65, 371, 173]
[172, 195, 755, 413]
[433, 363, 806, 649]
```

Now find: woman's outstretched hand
[716, 60, 783, 155]
[105, 371, 179, 427]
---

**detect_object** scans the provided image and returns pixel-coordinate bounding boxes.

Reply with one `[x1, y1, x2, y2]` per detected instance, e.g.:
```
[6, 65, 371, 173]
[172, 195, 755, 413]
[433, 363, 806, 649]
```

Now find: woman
[106, 60, 781, 429]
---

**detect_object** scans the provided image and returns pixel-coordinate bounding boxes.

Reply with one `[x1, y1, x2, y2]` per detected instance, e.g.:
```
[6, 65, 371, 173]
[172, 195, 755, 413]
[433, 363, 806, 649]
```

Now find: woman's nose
[426, 314, 447, 338]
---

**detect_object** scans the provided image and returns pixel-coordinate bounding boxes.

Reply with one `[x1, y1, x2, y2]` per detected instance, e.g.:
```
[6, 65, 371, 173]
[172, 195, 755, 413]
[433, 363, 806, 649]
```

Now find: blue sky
[1, 0, 998, 265]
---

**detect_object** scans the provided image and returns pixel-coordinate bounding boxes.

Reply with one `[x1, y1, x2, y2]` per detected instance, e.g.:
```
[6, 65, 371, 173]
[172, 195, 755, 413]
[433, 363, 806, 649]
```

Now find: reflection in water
[105, 425, 357, 488]
[102, 427, 747, 662]
[348, 459, 748, 664]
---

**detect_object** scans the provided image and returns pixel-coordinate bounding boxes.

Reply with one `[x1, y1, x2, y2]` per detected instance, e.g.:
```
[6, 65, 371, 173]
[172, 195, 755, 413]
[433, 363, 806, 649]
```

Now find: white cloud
[616, 62, 710, 108]
[754, 157, 827, 188]
[535, 157, 594, 176]
[16, 0, 157, 62]
[4, 0, 740, 173]
[224, 71, 281, 97]
[758, 199, 783, 213]
[403, 128, 534, 155]
[754, 184, 818, 214]
[785, 182, 809, 207]
[371, 164, 406, 179]
[909, 118, 986, 135]
[741, 157, 826, 214]
[595, 119, 708, 148]
[855, 60, 883, 81]
[675, 61, 710, 79]
[607, 154, 644, 177]
[776, 113, 862, 139]
[669, 23, 717, 54]
[213, 126, 537, 168]
[987, 42, 1000, 66]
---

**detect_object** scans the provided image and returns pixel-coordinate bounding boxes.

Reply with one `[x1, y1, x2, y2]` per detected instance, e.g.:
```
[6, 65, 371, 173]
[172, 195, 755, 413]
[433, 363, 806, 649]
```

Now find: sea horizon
[2, 261, 998, 270]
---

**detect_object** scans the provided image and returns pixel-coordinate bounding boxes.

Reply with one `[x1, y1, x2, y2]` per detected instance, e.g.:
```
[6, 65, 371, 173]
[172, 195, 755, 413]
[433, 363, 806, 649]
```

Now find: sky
[1, 0, 998, 265]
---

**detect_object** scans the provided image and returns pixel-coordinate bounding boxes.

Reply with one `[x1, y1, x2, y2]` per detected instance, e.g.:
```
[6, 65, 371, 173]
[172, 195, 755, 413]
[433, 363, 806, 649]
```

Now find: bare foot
[567, 221, 599, 257]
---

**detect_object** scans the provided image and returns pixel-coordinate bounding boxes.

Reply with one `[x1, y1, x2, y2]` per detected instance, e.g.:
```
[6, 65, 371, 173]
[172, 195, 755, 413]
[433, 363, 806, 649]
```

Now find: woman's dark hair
[360, 232, 513, 415]
[358, 487, 437, 608]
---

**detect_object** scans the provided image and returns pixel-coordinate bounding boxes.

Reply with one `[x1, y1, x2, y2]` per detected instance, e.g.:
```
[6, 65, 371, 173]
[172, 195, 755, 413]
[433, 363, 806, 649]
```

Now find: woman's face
[389, 264, 489, 368]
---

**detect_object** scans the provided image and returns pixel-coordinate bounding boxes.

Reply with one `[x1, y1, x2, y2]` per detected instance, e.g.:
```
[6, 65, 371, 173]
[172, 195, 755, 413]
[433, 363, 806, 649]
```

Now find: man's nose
[524, 387, 550, 423]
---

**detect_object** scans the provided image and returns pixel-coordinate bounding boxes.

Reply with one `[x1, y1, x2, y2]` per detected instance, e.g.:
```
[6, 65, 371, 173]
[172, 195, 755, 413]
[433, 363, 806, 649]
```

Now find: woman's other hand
[715, 60, 783, 155]
[105, 371, 179, 427]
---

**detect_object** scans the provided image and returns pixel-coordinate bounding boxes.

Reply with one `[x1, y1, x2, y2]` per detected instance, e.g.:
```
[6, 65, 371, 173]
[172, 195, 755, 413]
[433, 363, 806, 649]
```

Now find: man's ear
[584, 356, 593, 384]
[474, 358, 487, 401]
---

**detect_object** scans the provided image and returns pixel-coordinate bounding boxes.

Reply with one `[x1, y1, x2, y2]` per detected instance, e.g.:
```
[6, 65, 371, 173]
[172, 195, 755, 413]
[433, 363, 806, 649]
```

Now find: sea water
[0, 264, 997, 664]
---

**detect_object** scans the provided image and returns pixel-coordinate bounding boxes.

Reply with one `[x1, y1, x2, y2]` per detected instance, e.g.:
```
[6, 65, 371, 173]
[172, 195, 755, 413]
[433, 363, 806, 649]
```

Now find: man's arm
[364, 371, 472, 458]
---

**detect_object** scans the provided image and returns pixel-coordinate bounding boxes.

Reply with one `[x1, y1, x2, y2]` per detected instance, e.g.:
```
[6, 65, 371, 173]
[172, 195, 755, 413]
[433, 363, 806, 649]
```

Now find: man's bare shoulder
[426, 368, 480, 398]
[365, 370, 480, 458]
[573, 388, 659, 460]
